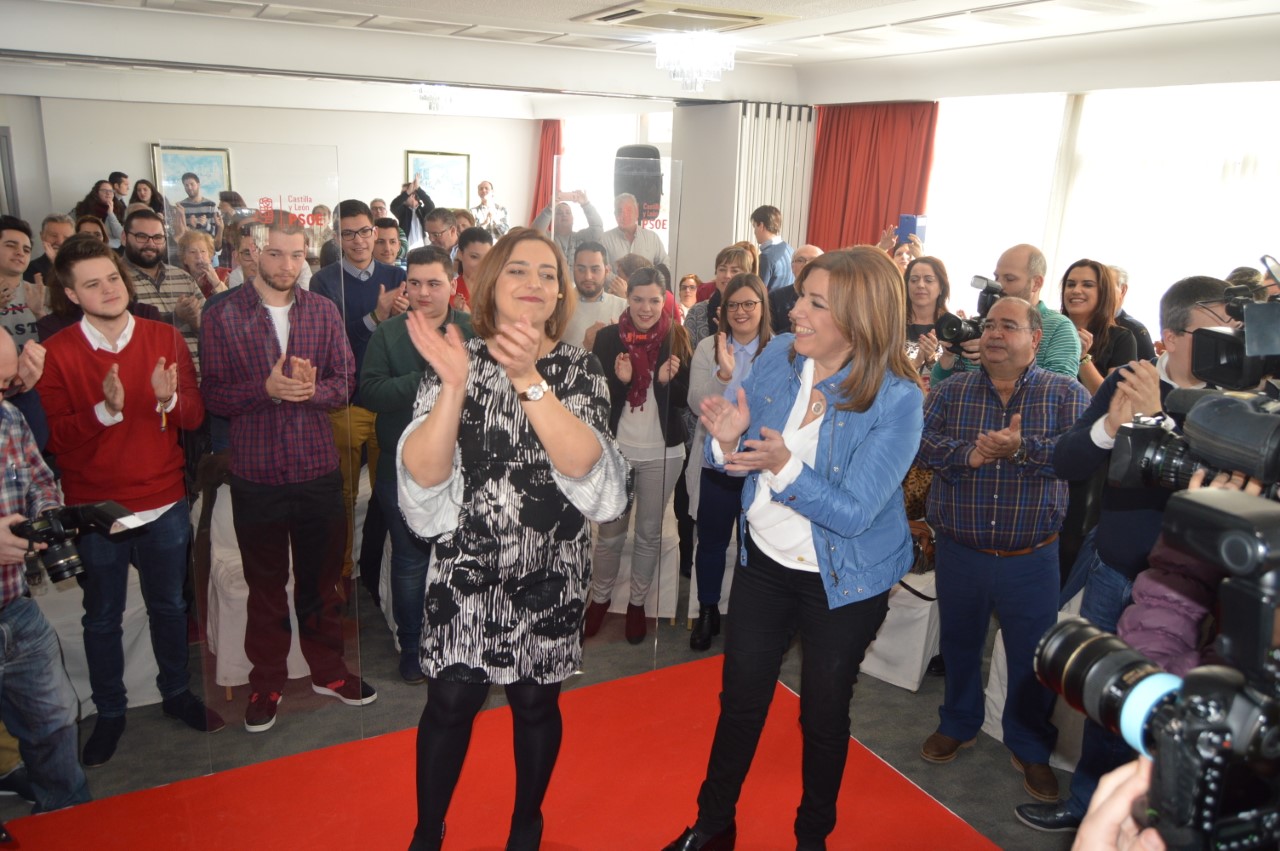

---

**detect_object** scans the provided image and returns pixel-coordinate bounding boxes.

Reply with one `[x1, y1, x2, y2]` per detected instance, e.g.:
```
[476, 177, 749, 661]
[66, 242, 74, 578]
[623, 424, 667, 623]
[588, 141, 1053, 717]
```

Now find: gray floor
[1, 580, 1076, 850]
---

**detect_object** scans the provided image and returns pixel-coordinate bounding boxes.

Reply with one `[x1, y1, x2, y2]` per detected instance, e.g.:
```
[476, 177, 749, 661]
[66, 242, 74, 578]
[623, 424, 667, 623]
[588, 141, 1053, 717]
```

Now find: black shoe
[926, 654, 946, 676]
[0, 764, 35, 804]
[505, 813, 543, 851]
[1014, 801, 1083, 833]
[663, 822, 736, 851]
[82, 715, 126, 767]
[400, 652, 426, 685]
[689, 605, 720, 651]
[163, 690, 226, 733]
[409, 821, 445, 851]
[244, 691, 283, 733]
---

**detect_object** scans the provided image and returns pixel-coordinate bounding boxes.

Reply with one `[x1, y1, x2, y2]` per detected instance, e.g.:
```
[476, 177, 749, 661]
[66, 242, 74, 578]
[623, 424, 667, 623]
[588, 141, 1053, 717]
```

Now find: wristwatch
[518, 380, 549, 402]
[1011, 443, 1028, 465]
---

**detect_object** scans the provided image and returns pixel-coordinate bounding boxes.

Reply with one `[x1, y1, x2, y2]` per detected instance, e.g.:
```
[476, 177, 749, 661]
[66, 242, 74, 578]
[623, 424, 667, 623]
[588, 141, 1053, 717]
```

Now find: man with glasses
[1015, 275, 1232, 835]
[422, 208, 459, 261]
[915, 297, 1089, 805]
[933, 244, 1080, 385]
[121, 209, 204, 371]
[311, 200, 406, 593]
[561, 241, 625, 350]
[769, 244, 823, 334]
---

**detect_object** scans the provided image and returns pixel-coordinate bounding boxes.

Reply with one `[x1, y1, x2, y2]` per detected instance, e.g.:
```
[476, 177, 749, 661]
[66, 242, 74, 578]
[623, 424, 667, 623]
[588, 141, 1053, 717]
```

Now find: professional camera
[1109, 389, 1280, 496]
[10, 501, 140, 585]
[1036, 489, 1280, 851]
[1189, 257, 1280, 391]
[935, 275, 1004, 345]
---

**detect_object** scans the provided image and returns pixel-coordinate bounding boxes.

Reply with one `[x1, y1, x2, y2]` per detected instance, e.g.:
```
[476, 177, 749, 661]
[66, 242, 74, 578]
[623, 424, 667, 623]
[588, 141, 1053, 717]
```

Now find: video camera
[1036, 488, 1279, 850]
[1188, 255, 1280, 391]
[1109, 389, 1280, 497]
[10, 501, 140, 585]
[934, 275, 1005, 346]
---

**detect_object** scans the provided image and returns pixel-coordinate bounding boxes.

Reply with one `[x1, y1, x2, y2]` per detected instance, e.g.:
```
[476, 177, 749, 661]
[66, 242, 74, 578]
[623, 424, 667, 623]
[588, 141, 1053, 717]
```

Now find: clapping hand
[700, 388, 751, 451]
[151, 356, 178, 404]
[265, 354, 315, 402]
[103, 364, 124, 415]
[714, 332, 735, 381]
[375, 284, 405, 322]
[876, 225, 896, 252]
[727, 427, 791, 475]
[12, 340, 45, 393]
[614, 352, 633, 384]
[1078, 327, 1094, 360]
[407, 311, 469, 389]
[656, 354, 680, 384]
[974, 412, 1022, 461]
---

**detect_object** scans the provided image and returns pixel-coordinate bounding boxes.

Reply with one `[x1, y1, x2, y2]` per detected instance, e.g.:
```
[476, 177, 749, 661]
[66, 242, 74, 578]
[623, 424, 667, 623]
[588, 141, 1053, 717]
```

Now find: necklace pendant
[811, 399, 825, 416]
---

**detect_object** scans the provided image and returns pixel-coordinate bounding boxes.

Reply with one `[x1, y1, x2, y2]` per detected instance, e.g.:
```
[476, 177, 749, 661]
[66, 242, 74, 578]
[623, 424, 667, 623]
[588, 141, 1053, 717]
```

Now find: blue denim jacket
[707, 336, 924, 608]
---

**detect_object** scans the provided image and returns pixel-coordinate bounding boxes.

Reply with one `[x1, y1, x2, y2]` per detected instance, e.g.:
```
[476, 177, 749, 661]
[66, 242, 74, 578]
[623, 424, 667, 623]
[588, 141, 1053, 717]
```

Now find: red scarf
[617, 290, 678, 411]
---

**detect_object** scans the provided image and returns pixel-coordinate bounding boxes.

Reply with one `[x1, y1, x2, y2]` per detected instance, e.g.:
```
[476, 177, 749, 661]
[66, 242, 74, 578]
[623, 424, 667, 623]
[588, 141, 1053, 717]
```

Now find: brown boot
[583, 600, 609, 638]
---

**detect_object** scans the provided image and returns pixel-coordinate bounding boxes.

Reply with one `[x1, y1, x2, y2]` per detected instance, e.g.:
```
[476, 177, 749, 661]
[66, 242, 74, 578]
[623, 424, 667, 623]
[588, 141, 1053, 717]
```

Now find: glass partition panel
[547, 152, 692, 686]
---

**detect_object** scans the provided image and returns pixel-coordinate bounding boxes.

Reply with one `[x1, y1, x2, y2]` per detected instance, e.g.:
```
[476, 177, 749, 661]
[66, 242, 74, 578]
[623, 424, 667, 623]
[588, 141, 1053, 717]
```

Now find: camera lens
[42, 541, 83, 584]
[1036, 617, 1169, 735]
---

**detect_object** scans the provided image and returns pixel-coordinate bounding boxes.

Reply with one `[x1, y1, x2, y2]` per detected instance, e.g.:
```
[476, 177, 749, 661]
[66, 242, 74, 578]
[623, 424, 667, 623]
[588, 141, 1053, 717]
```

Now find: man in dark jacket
[391, 177, 435, 251]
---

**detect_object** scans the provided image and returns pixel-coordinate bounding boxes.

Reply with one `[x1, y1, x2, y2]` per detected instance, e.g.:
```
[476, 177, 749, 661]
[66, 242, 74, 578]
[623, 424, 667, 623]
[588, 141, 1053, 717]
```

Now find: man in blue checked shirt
[915, 297, 1090, 805]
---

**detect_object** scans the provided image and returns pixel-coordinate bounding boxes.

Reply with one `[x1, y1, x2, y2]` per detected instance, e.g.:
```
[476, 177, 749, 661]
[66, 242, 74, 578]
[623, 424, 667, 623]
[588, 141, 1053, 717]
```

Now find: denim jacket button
[787, 495, 795, 502]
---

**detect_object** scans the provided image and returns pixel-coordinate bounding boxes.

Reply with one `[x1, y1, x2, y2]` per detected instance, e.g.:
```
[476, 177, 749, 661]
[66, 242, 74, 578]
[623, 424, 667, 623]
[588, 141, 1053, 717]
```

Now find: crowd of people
[0, 166, 1272, 851]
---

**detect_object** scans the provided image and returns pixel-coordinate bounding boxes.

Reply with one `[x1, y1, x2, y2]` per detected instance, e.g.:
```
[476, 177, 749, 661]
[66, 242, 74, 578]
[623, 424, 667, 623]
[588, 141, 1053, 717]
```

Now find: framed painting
[405, 151, 469, 209]
[151, 144, 231, 205]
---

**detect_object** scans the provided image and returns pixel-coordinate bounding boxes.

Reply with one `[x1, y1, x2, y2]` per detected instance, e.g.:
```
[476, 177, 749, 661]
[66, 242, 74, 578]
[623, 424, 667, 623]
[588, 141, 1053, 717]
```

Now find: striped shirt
[917, 363, 1089, 551]
[200, 282, 354, 486]
[125, 259, 205, 371]
[0, 401, 60, 606]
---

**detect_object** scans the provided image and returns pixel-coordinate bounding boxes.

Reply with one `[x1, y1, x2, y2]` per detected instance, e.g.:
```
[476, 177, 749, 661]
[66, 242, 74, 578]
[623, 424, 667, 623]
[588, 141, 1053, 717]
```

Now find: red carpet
[13, 657, 995, 850]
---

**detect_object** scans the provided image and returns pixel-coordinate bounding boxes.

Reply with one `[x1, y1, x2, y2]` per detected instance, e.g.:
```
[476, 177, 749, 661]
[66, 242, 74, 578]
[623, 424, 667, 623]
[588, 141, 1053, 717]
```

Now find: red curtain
[529, 119, 563, 224]
[806, 102, 938, 250]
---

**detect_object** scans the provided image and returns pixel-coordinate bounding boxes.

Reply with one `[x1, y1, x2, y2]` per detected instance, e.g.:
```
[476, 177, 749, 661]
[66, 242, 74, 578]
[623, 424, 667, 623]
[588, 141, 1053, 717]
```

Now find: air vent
[575, 2, 792, 33]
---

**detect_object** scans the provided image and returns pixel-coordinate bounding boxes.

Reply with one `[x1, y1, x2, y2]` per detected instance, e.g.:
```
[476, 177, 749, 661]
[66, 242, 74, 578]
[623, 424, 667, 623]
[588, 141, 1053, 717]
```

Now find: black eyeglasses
[340, 227, 375, 241]
[127, 232, 166, 245]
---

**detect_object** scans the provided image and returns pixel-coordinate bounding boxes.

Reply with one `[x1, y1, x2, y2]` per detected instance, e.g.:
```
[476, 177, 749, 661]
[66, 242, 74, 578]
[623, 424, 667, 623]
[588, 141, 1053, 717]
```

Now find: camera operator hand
[1104, 361, 1163, 438]
[1073, 759, 1165, 851]
[1187, 467, 1264, 495]
[0, 514, 45, 564]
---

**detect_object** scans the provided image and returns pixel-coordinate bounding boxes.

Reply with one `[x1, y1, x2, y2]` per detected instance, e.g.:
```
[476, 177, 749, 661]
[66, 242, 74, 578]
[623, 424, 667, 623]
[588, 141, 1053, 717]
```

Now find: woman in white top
[685, 273, 773, 651]
[664, 248, 924, 851]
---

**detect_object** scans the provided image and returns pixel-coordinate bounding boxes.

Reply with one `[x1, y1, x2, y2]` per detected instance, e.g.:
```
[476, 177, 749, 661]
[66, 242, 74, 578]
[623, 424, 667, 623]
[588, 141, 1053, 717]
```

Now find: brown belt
[976, 532, 1058, 558]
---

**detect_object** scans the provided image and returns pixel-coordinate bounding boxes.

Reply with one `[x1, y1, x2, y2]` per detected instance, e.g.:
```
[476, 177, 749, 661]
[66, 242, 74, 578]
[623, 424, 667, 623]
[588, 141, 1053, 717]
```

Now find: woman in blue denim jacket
[664, 247, 924, 851]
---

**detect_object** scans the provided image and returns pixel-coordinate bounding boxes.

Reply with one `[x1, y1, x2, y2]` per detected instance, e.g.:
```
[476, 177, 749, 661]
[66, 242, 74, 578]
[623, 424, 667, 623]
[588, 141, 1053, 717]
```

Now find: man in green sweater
[360, 245, 474, 683]
[932, 243, 1082, 384]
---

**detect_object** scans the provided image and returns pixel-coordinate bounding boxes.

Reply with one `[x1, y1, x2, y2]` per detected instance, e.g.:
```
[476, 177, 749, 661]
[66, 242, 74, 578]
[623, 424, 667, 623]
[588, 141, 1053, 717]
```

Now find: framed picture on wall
[151, 144, 231, 206]
[405, 151, 469, 209]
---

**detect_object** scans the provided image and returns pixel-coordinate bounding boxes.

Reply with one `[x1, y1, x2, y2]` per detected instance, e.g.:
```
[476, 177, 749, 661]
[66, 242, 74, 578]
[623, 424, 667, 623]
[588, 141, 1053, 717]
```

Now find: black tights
[411, 678, 563, 847]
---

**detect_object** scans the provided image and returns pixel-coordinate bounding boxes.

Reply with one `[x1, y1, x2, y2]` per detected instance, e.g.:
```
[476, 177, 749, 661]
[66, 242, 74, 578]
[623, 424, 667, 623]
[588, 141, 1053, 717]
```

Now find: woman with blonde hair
[398, 227, 629, 850]
[664, 247, 924, 851]
[178, 230, 227, 297]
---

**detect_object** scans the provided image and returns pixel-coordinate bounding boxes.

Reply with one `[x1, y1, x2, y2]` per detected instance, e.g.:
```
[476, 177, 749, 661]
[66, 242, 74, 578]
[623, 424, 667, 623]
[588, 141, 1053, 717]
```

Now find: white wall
[0, 95, 52, 221]
[35, 98, 540, 224]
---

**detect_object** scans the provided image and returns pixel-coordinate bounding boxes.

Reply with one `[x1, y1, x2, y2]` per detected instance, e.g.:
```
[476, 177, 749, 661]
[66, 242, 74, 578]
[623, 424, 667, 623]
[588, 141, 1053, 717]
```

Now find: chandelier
[652, 32, 736, 93]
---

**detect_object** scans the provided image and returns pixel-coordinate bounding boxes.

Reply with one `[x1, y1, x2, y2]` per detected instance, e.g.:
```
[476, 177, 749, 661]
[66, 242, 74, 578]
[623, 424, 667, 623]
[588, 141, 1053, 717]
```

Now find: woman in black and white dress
[397, 227, 630, 851]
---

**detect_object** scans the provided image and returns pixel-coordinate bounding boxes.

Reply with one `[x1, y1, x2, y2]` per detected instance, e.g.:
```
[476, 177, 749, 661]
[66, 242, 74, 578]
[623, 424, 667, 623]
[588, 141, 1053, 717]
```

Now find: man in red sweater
[41, 234, 222, 768]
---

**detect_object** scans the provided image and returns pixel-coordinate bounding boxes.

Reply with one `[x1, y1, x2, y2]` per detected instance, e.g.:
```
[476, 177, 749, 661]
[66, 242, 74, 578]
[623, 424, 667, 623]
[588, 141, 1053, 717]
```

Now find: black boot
[505, 813, 543, 851]
[689, 605, 720, 651]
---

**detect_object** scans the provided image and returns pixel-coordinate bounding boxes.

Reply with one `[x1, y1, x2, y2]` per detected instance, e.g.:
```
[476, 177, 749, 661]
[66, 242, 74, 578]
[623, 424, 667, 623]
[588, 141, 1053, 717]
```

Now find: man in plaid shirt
[915, 297, 1089, 804]
[0, 328, 89, 812]
[201, 212, 376, 735]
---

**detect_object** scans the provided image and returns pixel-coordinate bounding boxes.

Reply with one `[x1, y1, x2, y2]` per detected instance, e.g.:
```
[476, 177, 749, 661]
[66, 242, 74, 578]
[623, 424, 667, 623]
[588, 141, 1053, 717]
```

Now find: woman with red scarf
[71, 180, 123, 246]
[587, 267, 692, 644]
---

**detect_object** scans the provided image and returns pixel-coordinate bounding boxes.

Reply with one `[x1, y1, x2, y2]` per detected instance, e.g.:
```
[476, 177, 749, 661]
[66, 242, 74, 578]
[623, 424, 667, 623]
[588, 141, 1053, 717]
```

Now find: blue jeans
[1063, 534, 1136, 817]
[375, 475, 431, 660]
[78, 501, 192, 717]
[695, 532, 889, 846]
[693, 468, 743, 606]
[0, 597, 90, 812]
[935, 533, 1059, 763]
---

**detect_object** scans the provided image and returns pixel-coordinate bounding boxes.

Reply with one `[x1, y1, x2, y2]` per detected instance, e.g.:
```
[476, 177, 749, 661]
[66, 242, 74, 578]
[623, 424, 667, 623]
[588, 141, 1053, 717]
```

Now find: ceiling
[36, 0, 1280, 68]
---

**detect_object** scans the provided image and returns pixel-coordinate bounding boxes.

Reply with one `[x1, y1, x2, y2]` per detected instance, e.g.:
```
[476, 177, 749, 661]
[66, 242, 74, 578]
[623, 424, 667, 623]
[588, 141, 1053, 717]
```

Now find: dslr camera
[10, 501, 140, 585]
[934, 275, 1005, 346]
[1036, 489, 1280, 851]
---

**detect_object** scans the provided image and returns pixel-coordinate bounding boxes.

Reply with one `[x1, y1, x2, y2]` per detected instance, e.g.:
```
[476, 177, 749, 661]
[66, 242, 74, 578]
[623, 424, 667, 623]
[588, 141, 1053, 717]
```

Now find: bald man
[768, 244, 823, 334]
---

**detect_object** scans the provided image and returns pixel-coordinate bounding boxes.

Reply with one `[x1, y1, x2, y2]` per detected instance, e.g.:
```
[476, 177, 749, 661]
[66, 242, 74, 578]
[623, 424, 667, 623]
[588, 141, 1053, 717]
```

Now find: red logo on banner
[257, 197, 275, 223]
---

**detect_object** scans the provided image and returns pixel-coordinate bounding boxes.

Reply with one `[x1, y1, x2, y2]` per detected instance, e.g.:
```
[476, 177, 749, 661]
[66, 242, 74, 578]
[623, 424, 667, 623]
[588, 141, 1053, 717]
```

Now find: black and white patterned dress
[396, 338, 630, 685]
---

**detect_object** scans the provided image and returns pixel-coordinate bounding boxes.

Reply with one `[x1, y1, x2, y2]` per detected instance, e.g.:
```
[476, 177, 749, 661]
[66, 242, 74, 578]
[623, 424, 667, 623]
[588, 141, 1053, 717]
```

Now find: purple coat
[1116, 535, 1226, 677]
